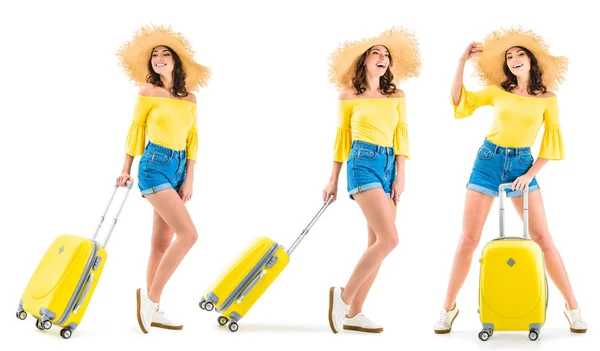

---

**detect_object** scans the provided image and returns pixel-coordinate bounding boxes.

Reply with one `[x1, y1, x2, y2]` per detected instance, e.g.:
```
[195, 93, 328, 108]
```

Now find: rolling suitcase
[16, 180, 133, 339]
[199, 196, 335, 332]
[477, 183, 548, 341]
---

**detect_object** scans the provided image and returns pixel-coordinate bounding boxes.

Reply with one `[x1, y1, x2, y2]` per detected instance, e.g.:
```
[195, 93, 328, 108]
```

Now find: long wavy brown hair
[501, 46, 547, 95]
[146, 46, 189, 98]
[351, 46, 397, 96]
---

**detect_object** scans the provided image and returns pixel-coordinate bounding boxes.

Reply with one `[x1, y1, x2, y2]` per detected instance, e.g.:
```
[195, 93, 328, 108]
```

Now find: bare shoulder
[138, 83, 158, 97]
[185, 92, 197, 104]
[339, 88, 357, 100]
[392, 89, 405, 98]
[542, 91, 556, 98]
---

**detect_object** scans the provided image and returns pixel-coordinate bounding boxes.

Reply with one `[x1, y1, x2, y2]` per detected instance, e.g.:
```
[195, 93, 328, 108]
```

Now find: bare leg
[442, 190, 495, 311]
[347, 198, 397, 318]
[340, 189, 399, 306]
[144, 189, 198, 303]
[511, 191, 578, 309]
[146, 209, 175, 291]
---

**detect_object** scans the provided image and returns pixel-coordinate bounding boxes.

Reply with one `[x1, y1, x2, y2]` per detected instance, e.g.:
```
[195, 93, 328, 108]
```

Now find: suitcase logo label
[59, 246, 64, 254]
[507, 258, 515, 267]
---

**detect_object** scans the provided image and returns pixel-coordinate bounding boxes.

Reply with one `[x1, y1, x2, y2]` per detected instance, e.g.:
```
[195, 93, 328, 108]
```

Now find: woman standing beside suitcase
[322, 27, 420, 334]
[434, 27, 587, 334]
[115, 25, 211, 334]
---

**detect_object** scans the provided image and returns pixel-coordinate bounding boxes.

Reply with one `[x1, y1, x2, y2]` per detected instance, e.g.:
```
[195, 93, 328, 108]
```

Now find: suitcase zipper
[218, 242, 280, 313]
[55, 241, 99, 325]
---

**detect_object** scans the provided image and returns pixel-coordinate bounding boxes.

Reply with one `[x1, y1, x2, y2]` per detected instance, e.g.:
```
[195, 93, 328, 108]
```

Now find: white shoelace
[438, 309, 450, 327]
[570, 309, 583, 324]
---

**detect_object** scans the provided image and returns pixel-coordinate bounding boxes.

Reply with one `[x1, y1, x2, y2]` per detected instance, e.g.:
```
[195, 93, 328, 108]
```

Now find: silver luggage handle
[498, 183, 528, 239]
[92, 180, 134, 248]
[286, 195, 335, 256]
[236, 270, 267, 303]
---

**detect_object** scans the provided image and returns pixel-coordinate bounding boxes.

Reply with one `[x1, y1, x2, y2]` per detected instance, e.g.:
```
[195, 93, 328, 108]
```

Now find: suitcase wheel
[204, 302, 214, 312]
[199, 301, 206, 310]
[478, 329, 492, 341]
[228, 322, 239, 332]
[34, 318, 51, 331]
[42, 319, 52, 330]
[60, 328, 73, 339]
[218, 316, 229, 326]
[528, 329, 539, 341]
[16, 311, 27, 320]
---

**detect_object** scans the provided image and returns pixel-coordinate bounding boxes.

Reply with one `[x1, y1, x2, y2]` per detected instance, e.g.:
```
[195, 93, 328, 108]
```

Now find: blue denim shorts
[467, 139, 540, 198]
[347, 140, 396, 200]
[138, 142, 187, 197]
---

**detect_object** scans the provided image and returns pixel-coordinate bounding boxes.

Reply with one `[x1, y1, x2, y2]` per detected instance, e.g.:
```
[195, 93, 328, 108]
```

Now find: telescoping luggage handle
[498, 183, 528, 239]
[236, 196, 335, 304]
[286, 195, 335, 256]
[92, 180, 134, 248]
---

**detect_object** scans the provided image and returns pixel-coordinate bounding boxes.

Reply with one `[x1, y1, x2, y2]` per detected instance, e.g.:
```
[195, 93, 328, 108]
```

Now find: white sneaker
[328, 287, 350, 334]
[152, 310, 183, 330]
[136, 288, 158, 334]
[564, 305, 587, 333]
[343, 313, 383, 333]
[434, 305, 459, 334]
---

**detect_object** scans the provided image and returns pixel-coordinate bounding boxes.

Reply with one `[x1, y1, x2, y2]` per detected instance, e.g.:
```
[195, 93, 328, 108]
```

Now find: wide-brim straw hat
[328, 26, 421, 90]
[472, 27, 568, 91]
[116, 24, 211, 92]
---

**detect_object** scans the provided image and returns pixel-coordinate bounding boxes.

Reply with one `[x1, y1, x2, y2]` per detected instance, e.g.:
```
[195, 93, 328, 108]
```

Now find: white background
[1, 0, 598, 350]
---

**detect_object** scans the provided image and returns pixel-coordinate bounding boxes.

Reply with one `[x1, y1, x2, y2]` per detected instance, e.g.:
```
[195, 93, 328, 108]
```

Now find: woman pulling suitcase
[115, 24, 211, 334]
[322, 27, 420, 334]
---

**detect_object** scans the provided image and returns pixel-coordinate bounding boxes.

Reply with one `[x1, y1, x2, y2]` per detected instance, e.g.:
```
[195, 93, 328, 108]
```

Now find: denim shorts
[138, 142, 187, 197]
[467, 139, 540, 198]
[347, 140, 396, 200]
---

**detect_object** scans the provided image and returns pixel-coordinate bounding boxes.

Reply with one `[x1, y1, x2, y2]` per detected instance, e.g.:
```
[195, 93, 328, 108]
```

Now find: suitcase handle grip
[73, 273, 94, 314]
[92, 180, 134, 248]
[498, 183, 528, 239]
[286, 195, 335, 256]
[236, 270, 266, 303]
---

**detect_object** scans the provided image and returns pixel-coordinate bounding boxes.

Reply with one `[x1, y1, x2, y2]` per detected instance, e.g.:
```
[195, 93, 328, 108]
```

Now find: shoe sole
[328, 287, 338, 334]
[434, 309, 459, 334]
[343, 325, 383, 333]
[136, 289, 149, 334]
[151, 322, 183, 330]
[564, 312, 587, 333]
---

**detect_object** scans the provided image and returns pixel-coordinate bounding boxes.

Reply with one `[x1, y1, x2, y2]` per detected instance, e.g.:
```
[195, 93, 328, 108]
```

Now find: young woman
[434, 28, 587, 334]
[323, 27, 421, 334]
[115, 25, 211, 334]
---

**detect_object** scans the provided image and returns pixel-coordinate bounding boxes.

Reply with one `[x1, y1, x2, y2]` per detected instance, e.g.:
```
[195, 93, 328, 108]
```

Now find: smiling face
[505, 46, 531, 78]
[364, 45, 391, 77]
[150, 45, 175, 76]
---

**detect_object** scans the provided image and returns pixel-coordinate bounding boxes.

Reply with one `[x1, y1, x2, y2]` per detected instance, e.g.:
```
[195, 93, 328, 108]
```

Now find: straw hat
[472, 27, 568, 91]
[328, 26, 421, 90]
[116, 24, 211, 92]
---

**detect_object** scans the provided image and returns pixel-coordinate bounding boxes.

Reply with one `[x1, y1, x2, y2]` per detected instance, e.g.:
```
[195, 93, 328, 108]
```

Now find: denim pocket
[149, 152, 171, 165]
[476, 146, 493, 160]
[518, 153, 534, 165]
[355, 148, 377, 161]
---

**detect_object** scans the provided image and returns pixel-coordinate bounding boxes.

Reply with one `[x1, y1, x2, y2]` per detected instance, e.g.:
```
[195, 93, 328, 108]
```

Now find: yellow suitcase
[478, 183, 547, 342]
[16, 181, 133, 339]
[199, 196, 334, 332]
